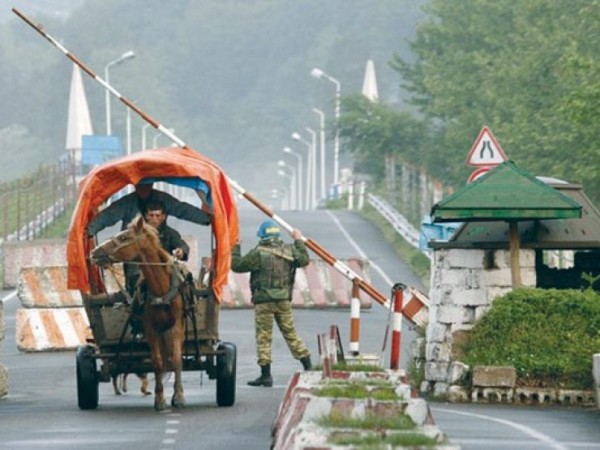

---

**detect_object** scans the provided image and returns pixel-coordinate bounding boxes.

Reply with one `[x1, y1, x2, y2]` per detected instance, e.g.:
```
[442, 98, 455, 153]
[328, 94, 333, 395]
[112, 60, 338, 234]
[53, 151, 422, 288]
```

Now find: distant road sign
[467, 166, 491, 183]
[466, 126, 507, 167]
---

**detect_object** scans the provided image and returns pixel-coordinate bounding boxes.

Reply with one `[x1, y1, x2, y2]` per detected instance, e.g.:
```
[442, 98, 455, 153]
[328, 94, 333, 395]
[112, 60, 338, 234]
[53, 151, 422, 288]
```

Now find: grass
[329, 432, 439, 448]
[359, 202, 431, 289]
[318, 410, 415, 431]
[313, 382, 400, 401]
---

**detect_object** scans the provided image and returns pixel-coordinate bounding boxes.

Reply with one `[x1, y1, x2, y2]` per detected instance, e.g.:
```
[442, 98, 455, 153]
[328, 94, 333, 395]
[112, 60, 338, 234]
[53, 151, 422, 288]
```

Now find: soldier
[231, 219, 312, 387]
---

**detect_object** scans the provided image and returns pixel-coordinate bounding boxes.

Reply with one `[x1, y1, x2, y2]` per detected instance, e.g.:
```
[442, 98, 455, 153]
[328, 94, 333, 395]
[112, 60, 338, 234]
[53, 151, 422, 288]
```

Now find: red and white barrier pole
[349, 281, 360, 356]
[390, 283, 406, 370]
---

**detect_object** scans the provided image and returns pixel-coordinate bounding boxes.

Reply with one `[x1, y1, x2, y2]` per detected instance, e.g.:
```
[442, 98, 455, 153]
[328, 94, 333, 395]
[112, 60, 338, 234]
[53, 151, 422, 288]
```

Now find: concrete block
[438, 269, 481, 290]
[486, 286, 513, 302]
[447, 385, 469, 403]
[426, 342, 451, 363]
[436, 305, 474, 324]
[425, 361, 449, 381]
[474, 305, 492, 321]
[0, 364, 7, 398]
[405, 398, 429, 426]
[448, 361, 469, 384]
[426, 322, 448, 343]
[450, 288, 489, 306]
[433, 382, 449, 397]
[446, 249, 485, 269]
[482, 267, 513, 287]
[472, 387, 514, 403]
[472, 366, 516, 388]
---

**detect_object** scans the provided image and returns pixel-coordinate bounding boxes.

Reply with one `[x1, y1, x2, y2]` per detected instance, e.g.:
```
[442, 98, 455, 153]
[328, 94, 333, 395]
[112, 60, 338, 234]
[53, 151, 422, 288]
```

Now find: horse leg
[146, 327, 167, 411]
[170, 324, 185, 408]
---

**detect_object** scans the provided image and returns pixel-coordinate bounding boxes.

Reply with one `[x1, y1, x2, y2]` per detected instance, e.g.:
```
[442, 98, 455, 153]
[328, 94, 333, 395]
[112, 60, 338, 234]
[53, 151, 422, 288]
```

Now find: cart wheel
[216, 342, 236, 407]
[76, 344, 99, 410]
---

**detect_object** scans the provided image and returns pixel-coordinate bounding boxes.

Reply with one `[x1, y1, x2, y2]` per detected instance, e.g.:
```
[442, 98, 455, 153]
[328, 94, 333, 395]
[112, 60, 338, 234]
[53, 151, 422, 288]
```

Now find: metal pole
[305, 127, 317, 209]
[283, 147, 303, 211]
[390, 283, 405, 370]
[313, 108, 326, 199]
[13, 8, 388, 306]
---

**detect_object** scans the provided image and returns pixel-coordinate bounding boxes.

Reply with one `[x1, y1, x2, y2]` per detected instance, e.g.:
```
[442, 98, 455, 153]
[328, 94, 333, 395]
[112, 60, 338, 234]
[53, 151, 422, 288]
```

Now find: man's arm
[290, 228, 310, 268]
[154, 191, 211, 225]
[230, 244, 260, 273]
[162, 226, 190, 261]
[87, 193, 136, 235]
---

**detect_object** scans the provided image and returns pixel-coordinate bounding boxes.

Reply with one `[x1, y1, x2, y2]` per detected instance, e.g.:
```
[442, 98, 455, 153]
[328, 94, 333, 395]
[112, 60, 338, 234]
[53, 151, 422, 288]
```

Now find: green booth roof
[431, 161, 582, 223]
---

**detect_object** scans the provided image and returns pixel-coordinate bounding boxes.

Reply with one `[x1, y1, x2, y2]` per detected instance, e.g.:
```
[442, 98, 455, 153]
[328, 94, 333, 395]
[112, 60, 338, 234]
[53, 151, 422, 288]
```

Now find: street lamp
[283, 146, 303, 211]
[311, 67, 341, 185]
[141, 123, 152, 150]
[153, 128, 175, 148]
[305, 127, 317, 210]
[104, 50, 135, 135]
[292, 132, 313, 210]
[313, 108, 326, 200]
[277, 169, 295, 210]
[278, 161, 297, 210]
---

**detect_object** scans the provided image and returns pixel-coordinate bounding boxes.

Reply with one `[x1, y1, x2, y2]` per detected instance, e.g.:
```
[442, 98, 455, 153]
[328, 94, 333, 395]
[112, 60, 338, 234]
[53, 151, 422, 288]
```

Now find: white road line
[326, 210, 394, 288]
[1, 290, 17, 303]
[432, 407, 569, 450]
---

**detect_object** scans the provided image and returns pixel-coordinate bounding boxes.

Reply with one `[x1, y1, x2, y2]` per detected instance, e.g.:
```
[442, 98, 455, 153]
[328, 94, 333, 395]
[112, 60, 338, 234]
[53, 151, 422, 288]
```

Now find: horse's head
[90, 216, 161, 267]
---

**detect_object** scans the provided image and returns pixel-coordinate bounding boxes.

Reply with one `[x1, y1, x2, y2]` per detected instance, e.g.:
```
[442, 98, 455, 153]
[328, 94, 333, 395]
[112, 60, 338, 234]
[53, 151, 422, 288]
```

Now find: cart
[66, 147, 240, 410]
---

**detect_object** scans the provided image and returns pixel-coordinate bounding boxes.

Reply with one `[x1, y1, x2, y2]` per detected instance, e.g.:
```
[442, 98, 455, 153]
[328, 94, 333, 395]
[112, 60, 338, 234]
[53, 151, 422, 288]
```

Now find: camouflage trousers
[254, 301, 310, 366]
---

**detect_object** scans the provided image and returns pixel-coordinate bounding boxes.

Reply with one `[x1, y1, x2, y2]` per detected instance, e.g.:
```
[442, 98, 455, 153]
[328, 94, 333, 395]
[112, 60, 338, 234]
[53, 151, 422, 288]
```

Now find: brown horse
[90, 216, 186, 411]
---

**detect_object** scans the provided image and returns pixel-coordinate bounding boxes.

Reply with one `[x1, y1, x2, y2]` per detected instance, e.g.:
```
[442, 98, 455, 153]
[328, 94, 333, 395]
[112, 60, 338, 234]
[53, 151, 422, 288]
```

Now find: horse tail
[158, 330, 172, 372]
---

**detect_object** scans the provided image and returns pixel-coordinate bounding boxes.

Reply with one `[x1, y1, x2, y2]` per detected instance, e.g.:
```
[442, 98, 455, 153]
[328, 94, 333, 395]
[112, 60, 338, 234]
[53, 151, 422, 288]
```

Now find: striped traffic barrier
[404, 286, 429, 328]
[349, 281, 360, 356]
[16, 307, 92, 352]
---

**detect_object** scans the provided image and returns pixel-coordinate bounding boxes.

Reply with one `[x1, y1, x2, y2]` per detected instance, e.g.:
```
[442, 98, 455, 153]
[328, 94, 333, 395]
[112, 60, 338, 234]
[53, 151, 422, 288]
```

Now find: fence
[0, 159, 78, 276]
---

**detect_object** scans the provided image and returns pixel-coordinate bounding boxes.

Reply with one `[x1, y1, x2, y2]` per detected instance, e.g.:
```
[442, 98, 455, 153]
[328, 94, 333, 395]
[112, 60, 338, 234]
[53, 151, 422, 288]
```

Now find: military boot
[247, 364, 273, 387]
[300, 356, 312, 371]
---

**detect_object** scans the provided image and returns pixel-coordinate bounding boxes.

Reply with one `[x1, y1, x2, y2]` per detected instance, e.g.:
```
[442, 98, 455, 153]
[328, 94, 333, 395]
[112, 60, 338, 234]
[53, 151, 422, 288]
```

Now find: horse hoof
[171, 397, 185, 408]
[154, 401, 167, 412]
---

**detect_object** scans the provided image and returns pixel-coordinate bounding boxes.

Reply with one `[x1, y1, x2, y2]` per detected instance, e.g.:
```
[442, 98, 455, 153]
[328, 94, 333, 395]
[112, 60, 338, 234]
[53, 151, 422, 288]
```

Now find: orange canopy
[66, 146, 239, 302]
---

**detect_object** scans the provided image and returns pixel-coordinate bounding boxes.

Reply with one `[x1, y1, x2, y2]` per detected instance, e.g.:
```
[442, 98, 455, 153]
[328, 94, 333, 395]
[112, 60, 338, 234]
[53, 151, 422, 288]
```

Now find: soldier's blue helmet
[257, 220, 281, 238]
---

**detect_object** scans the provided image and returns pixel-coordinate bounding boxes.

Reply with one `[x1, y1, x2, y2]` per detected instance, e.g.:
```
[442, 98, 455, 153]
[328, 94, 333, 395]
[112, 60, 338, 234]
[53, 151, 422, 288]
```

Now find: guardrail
[366, 194, 429, 258]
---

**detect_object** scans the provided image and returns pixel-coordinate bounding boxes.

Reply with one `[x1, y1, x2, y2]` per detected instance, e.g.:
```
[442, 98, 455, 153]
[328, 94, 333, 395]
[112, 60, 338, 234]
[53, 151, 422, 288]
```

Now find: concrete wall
[422, 248, 536, 396]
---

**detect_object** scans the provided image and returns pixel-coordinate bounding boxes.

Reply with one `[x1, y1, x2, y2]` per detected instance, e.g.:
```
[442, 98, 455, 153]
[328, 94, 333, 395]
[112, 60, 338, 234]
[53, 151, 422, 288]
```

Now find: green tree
[391, 0, 600, 201]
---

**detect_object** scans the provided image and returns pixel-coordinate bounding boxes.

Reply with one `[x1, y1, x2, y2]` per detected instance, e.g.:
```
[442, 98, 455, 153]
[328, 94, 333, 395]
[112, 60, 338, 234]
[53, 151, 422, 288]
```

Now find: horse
[90, 216, 187, 411]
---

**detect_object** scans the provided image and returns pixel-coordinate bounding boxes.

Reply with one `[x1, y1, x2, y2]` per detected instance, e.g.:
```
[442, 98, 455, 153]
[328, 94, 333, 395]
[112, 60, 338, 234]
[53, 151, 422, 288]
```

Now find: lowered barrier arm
[13, 8, 388, 307]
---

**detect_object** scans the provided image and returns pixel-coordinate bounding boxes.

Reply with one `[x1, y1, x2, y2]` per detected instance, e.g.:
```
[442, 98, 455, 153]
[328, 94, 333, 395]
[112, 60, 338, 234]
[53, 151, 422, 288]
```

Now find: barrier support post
[390, 283, 406, 370]
[349, 280, 361, 356]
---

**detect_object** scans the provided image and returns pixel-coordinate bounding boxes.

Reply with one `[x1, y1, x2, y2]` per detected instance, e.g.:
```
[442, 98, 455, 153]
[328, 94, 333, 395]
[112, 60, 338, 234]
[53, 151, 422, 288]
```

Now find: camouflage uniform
[231, 236, 310, 366]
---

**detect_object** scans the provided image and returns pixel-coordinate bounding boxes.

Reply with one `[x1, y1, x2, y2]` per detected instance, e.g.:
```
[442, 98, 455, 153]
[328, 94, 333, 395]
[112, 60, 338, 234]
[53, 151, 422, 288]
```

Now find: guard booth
[419, 161, 600, 396]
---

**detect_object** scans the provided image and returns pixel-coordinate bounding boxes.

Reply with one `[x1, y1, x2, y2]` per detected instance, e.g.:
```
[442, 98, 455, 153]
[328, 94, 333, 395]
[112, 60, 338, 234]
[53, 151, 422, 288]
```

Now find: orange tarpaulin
[66, 147, 239, 302]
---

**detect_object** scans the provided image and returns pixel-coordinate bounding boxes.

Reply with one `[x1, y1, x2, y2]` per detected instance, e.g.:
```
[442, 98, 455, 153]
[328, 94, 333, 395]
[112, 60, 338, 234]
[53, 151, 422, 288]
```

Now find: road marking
[432, 407, 569, 450]
[326, 210, 394, 288]
[1, 290, 17, 303]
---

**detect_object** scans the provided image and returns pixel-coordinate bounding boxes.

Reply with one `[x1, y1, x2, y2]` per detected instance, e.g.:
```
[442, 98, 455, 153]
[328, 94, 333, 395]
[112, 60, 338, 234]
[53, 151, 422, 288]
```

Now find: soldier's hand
[291, 229, 302, 240]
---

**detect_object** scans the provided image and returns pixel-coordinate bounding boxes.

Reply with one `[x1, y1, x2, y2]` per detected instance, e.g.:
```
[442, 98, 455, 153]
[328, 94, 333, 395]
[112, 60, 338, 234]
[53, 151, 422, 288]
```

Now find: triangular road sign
[466, 126, 507, 167]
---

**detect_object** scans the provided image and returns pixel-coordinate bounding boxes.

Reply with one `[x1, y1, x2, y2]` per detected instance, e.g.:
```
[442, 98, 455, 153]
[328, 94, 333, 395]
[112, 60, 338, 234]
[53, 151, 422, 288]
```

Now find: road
[1, 207, 599, 449]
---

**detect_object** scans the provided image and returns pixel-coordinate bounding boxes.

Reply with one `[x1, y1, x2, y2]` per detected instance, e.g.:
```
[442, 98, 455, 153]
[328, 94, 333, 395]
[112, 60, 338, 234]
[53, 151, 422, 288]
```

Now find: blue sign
[81, 135, 122, 165]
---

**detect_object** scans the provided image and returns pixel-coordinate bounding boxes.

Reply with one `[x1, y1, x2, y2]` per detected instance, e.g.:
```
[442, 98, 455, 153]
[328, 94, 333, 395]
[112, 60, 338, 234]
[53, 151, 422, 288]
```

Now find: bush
[461, 288, 600, 389]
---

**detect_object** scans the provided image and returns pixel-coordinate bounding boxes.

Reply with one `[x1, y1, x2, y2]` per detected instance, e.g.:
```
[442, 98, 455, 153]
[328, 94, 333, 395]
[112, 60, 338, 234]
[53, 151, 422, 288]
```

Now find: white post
[357, 181, 366, 210]
[313, 108, 326, 200]
[347, 181, 354, 210]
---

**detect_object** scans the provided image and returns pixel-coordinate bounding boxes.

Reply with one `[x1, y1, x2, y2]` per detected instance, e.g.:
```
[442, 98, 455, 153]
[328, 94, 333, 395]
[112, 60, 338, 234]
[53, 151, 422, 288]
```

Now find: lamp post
[313, 108, 326, 199]
[292, 132, 313, 210]
[141, 123, 152, 150]
[277, 169, 295, 210]
[311, 67, 340, 185]
[278, 161, 297, 210]
[283, 146, 303, 211]
[305, 127, 317, 210]
[104, 50, 135, 136]
[153, 128, 175, 148]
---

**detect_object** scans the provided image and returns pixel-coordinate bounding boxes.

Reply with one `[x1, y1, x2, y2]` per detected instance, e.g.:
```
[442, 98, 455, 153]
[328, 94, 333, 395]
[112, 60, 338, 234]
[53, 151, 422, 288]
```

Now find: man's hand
[291, 228, 302, 240]
[172, 248, 184, 260]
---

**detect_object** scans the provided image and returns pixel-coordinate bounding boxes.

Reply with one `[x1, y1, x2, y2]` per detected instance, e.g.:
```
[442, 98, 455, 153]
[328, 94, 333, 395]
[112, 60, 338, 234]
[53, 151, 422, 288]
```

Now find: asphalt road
[1, 207, 599, 449]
